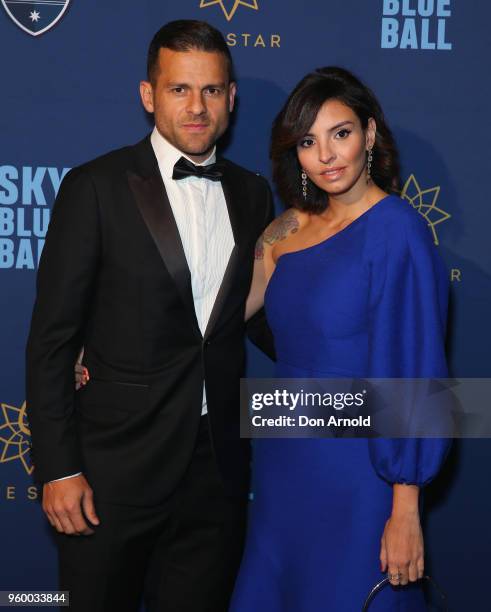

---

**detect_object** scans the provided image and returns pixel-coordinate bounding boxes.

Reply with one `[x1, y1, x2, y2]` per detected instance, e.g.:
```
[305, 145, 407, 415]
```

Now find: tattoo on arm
[255, 209, 299, 260]
[265, 209, 299, 243]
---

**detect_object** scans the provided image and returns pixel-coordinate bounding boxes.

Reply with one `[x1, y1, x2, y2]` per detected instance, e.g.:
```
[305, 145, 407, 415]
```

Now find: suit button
[204, 340, 211, 346]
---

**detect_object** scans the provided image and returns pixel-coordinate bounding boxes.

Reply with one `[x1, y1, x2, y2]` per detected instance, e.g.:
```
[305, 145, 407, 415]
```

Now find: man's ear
[140, 81, 154, 113]
[229, 81, 237, 113]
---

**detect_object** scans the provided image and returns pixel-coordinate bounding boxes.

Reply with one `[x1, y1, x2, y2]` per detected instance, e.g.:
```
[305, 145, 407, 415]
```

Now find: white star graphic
[29, 10, 41, 23]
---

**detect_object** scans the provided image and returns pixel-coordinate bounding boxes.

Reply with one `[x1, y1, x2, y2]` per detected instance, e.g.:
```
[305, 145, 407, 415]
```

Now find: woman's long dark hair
[271, 67, 400, 213]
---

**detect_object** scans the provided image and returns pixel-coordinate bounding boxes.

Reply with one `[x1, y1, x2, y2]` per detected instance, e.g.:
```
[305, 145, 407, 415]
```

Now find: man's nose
[187, 90, 206, 116]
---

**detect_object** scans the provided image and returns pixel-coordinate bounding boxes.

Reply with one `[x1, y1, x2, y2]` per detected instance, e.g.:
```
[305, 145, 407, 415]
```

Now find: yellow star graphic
[200, 0, 259, 22]
[0, 401, 33, 475]
[400, 174, 451, 245]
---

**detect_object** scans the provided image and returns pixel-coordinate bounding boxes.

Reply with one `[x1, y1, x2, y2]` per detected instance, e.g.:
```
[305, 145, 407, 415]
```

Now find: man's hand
[42, 475, 100, 536]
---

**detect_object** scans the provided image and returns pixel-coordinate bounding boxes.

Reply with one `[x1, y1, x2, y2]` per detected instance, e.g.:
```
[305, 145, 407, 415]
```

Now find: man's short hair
[147, 20, 235, 84]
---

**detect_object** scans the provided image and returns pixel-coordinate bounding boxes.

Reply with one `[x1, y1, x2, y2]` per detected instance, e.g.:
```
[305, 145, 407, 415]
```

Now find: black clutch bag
[362, 575, 448, 611]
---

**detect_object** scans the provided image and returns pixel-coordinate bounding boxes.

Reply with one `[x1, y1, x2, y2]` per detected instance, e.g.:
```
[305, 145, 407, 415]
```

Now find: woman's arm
[244, 236, 269, 321]
[368, 209, 450, 586]
[245, 208, 299, 321]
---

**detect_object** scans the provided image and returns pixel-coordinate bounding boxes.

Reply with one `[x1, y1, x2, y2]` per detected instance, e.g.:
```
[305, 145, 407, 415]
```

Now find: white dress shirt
[150, 127, 234, 415]
[52, 128, 234, 482]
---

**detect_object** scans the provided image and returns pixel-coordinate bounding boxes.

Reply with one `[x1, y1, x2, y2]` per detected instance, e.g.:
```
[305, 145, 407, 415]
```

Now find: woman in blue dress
[231, 67, 450, 611]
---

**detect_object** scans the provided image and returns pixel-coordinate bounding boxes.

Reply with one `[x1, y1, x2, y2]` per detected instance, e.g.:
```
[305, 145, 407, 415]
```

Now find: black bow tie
[172, 156, 224, 181]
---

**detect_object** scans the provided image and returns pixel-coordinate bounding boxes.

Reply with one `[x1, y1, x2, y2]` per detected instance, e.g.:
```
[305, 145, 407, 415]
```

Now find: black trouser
[56, 417, 247, 612]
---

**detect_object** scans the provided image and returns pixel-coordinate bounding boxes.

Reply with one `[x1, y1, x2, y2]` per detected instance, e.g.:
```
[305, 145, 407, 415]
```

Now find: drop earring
[366, 148, 373, 183]
[301, 170, 308, 199]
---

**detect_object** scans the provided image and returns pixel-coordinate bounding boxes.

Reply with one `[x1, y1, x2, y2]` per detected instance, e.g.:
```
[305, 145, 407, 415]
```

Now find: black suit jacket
[26, 135, 274, 505]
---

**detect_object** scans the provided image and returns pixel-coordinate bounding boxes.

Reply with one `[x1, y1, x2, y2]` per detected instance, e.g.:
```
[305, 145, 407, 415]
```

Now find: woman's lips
[320, 167, 346, 180]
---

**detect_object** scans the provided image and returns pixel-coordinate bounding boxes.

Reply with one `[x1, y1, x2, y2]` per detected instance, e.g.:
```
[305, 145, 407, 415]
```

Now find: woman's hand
[380, 484, 424, 586]
[75, 347, 89, 390]
[75, 363, 89, 390]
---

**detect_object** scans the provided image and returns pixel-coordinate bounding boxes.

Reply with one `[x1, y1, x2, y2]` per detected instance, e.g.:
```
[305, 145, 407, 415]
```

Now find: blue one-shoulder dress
[230, 195, 450, 611]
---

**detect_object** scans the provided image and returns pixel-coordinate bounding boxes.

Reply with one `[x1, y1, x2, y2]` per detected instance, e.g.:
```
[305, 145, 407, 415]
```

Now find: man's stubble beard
[178, 138, 216, 159]
[175, 127, 226, 159]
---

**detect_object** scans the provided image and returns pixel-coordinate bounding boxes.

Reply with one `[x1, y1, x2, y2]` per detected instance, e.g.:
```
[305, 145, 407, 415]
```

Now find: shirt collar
[150, 126, 217, 180]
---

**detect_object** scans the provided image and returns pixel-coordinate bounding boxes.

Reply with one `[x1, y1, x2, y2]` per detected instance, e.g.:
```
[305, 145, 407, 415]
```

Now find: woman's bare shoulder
[255, 208, 306, 260]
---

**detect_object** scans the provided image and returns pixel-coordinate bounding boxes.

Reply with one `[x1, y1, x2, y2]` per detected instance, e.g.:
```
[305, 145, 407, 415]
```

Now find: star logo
[200, 0, 259, 22]
[0, 401, 33, 475]
[400, 174, 451, 245]
[1, 0, 71, 36]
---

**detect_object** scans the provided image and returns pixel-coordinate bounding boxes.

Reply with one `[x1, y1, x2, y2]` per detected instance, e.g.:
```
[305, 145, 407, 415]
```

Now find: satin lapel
[127, 167, 201, 337]
[204, 163, 249, 340]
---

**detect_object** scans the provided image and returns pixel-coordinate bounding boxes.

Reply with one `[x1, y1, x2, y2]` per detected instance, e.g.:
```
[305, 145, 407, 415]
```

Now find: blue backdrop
[1, 1, 490, 610]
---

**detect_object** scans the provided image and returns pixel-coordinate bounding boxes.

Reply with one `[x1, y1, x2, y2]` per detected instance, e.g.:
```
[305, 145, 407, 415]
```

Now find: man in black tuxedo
[26, 20, 273, 612]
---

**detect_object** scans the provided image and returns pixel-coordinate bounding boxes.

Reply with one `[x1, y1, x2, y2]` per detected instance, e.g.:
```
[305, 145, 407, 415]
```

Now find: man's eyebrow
[303, 120, 355, 137]
[202, 82, 226, 89]
[165, 82, 227, 89]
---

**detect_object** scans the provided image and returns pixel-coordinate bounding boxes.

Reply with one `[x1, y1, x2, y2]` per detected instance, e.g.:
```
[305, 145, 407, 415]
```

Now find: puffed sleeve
[366, 207, 451, 486]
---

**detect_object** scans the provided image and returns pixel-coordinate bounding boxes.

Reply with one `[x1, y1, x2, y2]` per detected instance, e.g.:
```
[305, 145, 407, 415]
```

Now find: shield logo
[1, 0, 71, 36]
